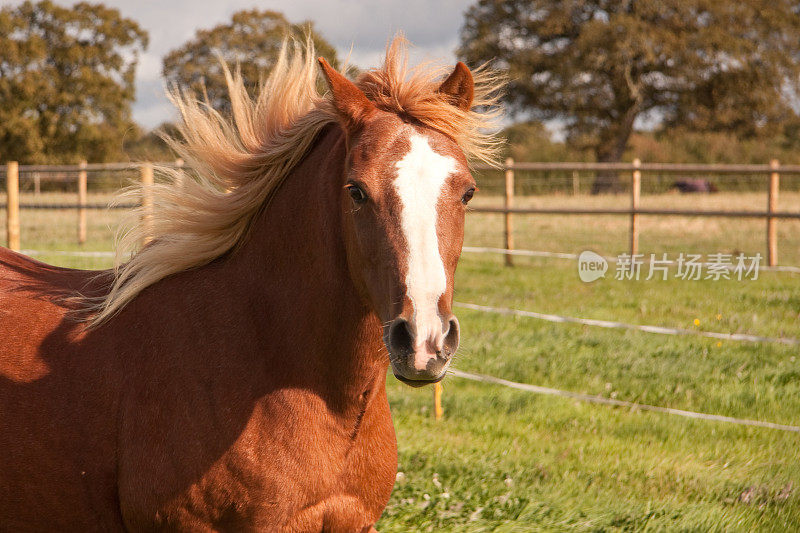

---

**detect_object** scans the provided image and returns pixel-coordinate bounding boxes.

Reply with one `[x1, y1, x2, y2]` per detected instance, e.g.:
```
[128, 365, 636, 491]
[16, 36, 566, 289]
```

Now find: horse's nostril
[443, 316, 460, 356]
[388, 318, 414, 354]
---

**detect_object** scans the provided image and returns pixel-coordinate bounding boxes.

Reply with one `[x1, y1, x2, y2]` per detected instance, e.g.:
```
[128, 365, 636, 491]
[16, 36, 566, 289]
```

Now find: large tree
[459, 0, 800, 191]
[0, 1, 147, 164]
[162, 10, 340, 116]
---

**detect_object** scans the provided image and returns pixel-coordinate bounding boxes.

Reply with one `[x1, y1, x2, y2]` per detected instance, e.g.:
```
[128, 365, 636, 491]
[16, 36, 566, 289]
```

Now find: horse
[0, 37, 501, 531]
[671, 178, 718, 193]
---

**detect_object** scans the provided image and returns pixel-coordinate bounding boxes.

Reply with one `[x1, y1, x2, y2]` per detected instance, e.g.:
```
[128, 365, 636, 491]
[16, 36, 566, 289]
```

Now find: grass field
[2, 190, 799, 531]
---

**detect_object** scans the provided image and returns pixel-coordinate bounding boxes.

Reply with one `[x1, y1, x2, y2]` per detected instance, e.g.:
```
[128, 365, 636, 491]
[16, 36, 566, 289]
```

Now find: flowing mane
[83, 35, 503, 326]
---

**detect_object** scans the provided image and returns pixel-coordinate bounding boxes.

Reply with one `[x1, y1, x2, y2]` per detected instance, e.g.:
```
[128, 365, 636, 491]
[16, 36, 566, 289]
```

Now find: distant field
[2, 191, 799, 530]
[0, 192, 123, 269]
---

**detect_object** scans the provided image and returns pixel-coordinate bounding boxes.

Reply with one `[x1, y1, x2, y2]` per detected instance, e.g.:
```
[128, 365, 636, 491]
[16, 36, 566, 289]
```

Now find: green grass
[3, 192, 799, 531]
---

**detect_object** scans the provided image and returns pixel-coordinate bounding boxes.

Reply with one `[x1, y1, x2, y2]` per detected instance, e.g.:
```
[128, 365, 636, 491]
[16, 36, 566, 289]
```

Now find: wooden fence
[4, 159, 800, 267]
[473, 159, 800, 267]
[2, 161, 183, 251]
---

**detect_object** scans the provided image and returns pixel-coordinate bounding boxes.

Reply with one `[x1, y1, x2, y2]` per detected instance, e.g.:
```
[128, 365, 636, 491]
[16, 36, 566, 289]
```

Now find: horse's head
[319, 59, 476, 387]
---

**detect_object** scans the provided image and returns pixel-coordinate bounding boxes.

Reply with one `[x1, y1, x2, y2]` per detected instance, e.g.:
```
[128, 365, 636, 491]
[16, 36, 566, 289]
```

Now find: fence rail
[470, 206, 800, 219]
[473, 161, 800, 173]
[0, 161, 184, 173]
[0, 204, 137, 210]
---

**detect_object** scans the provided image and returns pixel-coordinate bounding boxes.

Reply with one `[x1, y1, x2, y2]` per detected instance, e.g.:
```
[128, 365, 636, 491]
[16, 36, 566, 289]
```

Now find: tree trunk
[591, 108, 638, 194]
[591, 152, 625, 194]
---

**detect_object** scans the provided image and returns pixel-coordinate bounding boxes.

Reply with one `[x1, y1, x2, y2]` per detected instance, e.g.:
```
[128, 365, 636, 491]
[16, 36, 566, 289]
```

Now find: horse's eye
[462, 187, 475, 205]
[346, 183, 368, 205]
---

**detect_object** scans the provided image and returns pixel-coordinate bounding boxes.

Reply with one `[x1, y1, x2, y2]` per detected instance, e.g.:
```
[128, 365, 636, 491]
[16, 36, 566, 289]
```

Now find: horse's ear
[438, 62, 474, 111]
[318, 58, 376, 134]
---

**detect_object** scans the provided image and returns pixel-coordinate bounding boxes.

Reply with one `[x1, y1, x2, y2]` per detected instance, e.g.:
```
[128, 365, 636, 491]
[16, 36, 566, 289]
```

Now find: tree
[0, 1, 148, 164]
[459, 0, 800, 192]
[162, 10, 340, 116]
[123, 122, 180, 162]
[503, 121, 588, 163]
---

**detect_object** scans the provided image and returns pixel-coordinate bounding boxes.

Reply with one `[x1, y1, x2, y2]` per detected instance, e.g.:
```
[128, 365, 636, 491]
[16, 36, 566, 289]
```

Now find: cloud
[132, 78, 177, 129]
[0, 0, 474, 128]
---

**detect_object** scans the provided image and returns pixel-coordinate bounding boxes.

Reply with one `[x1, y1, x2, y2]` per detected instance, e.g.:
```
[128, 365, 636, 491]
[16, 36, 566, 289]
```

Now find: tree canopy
[162, 10, 340, 116]
[0, 0, 148, 164]
[459, 0, 800, 190]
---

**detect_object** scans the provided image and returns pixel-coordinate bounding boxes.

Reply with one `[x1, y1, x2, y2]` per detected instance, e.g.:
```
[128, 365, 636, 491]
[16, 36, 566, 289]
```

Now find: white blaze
[393, 133, 455, 362]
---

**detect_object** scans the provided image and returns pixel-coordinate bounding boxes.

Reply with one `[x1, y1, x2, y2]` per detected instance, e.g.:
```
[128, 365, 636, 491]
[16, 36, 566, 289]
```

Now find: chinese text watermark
[578, 252, 761, 282]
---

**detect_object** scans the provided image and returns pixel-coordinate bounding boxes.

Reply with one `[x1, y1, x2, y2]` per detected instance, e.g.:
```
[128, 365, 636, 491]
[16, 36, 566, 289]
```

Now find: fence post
[767, 159, 779, 267]
[6, 161, 20, 251]
[141, 162, 154, 246]
[433, 382, 443, 420]
[572, 171, 579, 196]
[78, 160, 87, 244]
[504, 157, 515, 266]
[630, 158, 641, 257]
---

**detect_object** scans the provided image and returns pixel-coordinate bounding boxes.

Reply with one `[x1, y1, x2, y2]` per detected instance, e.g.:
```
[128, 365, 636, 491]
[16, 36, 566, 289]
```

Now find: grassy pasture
[2, 190, 799, 531]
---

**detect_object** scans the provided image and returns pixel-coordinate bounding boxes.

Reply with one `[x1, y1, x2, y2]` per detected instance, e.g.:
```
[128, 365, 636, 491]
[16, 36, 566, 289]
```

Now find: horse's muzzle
[384, 315, 459, 385]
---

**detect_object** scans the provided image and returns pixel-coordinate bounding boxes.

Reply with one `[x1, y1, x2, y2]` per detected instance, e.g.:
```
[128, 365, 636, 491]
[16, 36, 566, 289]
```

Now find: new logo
[578, 251, 608, 282]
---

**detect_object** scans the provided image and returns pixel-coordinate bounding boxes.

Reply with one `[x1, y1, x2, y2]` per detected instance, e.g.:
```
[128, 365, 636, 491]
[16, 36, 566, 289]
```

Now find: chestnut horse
[0, 38, 500, 531]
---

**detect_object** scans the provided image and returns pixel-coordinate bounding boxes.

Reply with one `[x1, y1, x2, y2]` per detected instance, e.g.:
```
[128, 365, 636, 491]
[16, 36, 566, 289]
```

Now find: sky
[2, 0, 476, 129]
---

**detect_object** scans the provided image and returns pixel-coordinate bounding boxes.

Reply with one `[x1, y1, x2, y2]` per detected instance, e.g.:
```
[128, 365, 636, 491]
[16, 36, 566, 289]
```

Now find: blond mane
[83, 35, 504, 326]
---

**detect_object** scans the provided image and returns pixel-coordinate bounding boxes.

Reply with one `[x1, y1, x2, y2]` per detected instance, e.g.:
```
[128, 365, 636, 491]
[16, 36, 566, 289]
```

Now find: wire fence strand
[454, 301, 800, 345]
[448, 369, 800, 433]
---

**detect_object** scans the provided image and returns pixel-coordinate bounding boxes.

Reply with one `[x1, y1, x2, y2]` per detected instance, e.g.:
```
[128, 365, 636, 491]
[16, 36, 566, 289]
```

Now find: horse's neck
[224, 125, 386, 402]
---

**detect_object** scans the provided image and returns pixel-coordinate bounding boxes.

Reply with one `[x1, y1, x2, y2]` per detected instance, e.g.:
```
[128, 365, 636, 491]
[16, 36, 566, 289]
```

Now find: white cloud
[137, 50, 163, 83]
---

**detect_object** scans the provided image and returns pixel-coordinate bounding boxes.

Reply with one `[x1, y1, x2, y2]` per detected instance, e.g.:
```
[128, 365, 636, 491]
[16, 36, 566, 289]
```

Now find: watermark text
[578, 252, 761, 282]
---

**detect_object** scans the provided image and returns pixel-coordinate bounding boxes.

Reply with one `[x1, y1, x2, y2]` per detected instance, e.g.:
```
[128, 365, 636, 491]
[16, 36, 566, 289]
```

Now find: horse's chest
[242, 401, 397, 529]
[130, 395, 397, 531]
